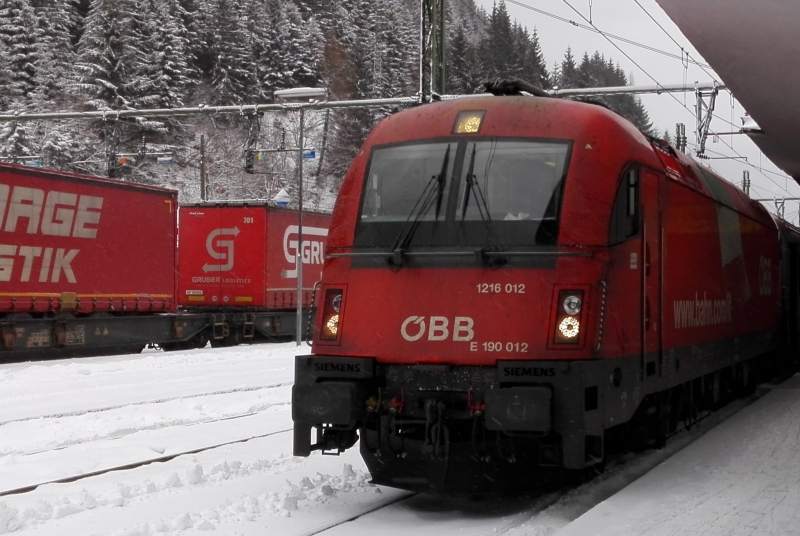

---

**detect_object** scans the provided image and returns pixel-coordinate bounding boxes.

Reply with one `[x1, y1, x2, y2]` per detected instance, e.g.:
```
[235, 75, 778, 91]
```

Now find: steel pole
[199, 134, 206, 201]
[296, 108, 304, 345]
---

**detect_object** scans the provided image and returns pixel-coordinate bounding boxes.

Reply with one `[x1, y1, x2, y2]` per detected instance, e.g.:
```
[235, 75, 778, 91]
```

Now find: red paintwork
[312, 96, 783, 367]
[0, 163, 177, 314]
[177, 205, 330, 310]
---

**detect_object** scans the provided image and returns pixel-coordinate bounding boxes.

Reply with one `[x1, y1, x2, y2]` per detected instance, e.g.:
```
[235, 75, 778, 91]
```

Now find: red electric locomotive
[292, 83, 800, 493]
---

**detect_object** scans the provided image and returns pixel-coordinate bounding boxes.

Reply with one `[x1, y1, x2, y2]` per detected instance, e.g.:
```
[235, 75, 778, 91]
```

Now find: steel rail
[296, 492, 418, 536]
[0, 381, 291, 426]
[0, 427, 293, 498]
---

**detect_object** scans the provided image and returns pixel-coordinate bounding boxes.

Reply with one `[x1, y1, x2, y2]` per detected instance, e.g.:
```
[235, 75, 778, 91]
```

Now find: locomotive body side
[292, 96, 788, 493]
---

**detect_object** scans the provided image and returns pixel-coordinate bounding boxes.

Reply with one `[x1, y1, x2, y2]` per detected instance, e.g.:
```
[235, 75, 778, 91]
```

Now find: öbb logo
[400, 316, 475, 342]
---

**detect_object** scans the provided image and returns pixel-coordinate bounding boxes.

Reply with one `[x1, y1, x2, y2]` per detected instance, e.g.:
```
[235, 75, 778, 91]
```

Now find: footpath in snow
[558, 373, 800, 536]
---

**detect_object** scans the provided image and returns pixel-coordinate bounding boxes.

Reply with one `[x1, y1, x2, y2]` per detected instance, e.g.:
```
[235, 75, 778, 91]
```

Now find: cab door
[640, 169, 663, 379]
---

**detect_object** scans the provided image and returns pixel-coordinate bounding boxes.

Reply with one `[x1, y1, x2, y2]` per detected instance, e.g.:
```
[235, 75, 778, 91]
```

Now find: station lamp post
[273, 87, 329, 345]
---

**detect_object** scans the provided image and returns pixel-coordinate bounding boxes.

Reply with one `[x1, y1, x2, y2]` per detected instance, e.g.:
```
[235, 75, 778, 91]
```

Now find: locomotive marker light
[274, 87, 329, 346]
[453, 110, 485, 134]
[563, 294, 582, 315]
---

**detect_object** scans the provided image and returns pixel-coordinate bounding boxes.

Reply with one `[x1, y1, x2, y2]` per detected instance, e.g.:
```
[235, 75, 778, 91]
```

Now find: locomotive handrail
[327, 250, 594, 258]
[483, 250, 593, 257]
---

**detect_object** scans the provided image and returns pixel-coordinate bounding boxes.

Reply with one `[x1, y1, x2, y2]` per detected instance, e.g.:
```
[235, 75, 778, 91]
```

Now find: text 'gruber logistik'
[0, 184, 103, 284]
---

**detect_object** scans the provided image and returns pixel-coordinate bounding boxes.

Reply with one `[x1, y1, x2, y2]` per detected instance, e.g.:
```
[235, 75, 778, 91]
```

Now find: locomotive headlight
[558, 317, 580, 338]
[563, 295, 582, 315]
[325, 314, 340, 336]
[553, 289, 585, 345]
[319, 289, 344, 342]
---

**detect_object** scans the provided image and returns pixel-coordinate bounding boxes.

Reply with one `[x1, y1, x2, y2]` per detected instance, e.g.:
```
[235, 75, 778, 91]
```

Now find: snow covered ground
[556, 374, 800, 536]
[0, 344, 410, 535]
[1, 343, 798, 535]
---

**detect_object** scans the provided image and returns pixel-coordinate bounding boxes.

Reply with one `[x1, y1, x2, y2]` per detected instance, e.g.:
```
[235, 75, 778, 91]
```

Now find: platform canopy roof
[657, 0, 800, 183]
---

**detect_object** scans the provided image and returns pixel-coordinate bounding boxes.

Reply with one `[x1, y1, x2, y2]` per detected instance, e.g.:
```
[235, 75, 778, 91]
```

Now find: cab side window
[609, 168, 639, 245]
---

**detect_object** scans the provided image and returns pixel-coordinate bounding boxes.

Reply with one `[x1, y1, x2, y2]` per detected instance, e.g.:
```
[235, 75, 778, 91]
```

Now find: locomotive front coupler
[292, 355, 378, 457]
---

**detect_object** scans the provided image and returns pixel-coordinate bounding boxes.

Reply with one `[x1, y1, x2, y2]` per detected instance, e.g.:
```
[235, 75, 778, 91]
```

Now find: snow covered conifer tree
[208, 0, 257, 104]
[73, 0, 132, 109]
[0, 0, 42, 105]
[33, 0, 78, 106]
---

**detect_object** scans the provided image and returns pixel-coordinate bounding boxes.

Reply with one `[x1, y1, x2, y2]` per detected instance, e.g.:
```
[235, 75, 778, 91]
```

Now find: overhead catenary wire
[629, 0, 750, 134]
[630, 0, 797, 194]
[557, 0, 795, 198]
[503, 0, 712, 69]
[631, 0, 722, 86]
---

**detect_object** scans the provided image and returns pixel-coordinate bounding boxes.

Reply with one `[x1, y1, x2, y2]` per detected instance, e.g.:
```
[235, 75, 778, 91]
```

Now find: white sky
[473, 0, 800, 221]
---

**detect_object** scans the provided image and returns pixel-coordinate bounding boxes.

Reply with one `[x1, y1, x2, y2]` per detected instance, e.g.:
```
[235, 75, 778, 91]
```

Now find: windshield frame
[353, 136, 573, 251]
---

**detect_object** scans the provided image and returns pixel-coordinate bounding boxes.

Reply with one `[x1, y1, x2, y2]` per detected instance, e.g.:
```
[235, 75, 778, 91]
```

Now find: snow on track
[4, 342, 794, 535]
[0, 412, 291, 495]
[1, 386, 290, 458]
[0, 343, 409, 535]
[0, 345, 293, 422]
[0, 434, 405, 535]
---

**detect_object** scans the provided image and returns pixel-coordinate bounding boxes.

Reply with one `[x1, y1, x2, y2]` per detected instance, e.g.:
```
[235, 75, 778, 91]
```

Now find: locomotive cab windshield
[355, 138, 571, 251]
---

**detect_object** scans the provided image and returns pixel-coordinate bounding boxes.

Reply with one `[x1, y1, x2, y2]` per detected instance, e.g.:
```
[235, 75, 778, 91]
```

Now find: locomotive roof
[370, 95, 655, 152]
[328, 95, 776, 249]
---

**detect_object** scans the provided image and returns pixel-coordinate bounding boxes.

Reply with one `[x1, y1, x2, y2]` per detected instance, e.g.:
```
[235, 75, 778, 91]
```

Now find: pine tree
[127, 0, 192, 111]
[0, 0, 42, 104]
[517, 27, 548, 89]
[447, 23, 482, 94]
[73, 0, 132, 109]
[482, 0, 514, 80]
[207, 0, 257, 104]
[255, 0, 321, 97]
[32, 0, 77, 105]
[0, 25, 12, 109]
[559, 47, 579, 88]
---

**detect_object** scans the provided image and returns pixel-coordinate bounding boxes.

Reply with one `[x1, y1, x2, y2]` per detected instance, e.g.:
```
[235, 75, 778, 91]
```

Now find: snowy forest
[0, 0, 654, 207]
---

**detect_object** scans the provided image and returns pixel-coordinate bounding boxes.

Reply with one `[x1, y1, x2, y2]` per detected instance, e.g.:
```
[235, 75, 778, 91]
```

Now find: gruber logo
[282, 225, 328, 279]
[400, 316, 475, 342]
[202, 227, 239, 273]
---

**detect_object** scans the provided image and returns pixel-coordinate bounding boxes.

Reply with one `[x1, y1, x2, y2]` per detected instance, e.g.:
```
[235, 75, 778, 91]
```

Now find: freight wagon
[174, 203, 330, 348]
[0, 163, 330, 359]
[0, 163, 206, 358]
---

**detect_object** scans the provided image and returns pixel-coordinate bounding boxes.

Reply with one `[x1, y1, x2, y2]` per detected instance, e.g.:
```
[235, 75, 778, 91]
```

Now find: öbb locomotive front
[292, 91, 800, 493]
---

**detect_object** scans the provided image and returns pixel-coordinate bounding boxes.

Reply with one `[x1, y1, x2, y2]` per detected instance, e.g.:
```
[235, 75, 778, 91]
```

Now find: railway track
[0, 427, 293, 498]
[296, 492, 418, 536]
[0, 381, 291, 426]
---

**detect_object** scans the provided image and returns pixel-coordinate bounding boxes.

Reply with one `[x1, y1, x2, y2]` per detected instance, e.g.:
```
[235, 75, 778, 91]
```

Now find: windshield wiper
[389, 145, 451, 263]
[461, 144, 498, 253]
